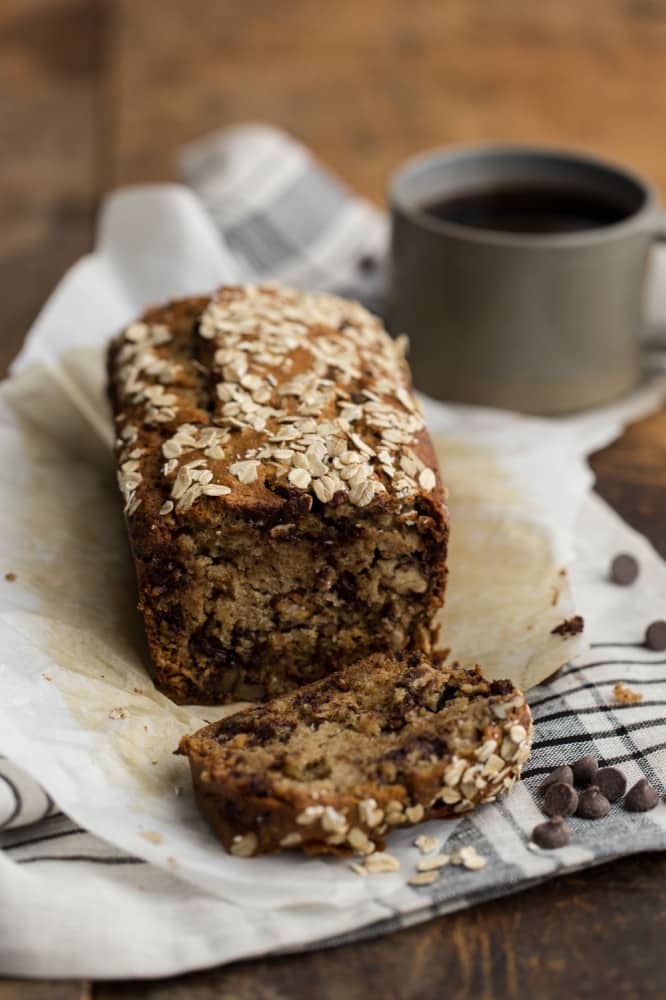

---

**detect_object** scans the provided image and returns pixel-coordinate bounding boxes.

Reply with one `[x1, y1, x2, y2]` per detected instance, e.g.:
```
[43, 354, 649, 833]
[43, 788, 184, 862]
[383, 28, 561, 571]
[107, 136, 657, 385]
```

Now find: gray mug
[389, 144, 665, 414]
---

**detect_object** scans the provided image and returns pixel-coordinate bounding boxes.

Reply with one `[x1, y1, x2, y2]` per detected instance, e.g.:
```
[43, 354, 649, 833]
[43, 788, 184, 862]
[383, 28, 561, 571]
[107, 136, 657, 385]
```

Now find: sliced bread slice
[178, 652, 532, 857]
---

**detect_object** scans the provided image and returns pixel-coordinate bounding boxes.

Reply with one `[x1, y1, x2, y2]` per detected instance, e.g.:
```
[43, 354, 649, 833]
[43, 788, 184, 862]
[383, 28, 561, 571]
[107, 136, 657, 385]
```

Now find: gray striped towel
[2, 125, 666, 979]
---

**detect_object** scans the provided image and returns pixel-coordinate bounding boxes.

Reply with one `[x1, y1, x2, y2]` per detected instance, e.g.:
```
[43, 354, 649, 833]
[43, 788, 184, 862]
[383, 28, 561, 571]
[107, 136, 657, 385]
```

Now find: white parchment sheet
[0, 186, 664, 915]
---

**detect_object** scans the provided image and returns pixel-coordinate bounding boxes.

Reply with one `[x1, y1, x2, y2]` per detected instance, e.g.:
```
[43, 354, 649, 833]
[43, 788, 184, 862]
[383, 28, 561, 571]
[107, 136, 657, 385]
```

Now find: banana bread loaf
[178, 652, 532, 856]
[108, 283, 448, 704]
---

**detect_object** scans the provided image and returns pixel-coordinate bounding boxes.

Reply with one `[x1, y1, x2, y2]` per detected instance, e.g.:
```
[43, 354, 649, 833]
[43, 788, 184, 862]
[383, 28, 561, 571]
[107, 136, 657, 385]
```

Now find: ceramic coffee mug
[389, 144, 665, 413]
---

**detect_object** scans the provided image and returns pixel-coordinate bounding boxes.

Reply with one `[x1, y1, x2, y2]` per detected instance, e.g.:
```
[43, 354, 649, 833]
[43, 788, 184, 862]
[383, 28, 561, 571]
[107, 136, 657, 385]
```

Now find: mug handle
[651, 212, 666, 242]
[646, 213, 666, 345]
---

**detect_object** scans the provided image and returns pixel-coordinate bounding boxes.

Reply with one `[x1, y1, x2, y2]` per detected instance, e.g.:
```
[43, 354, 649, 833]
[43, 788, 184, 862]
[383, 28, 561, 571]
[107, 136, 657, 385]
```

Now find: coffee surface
[422, 184, 632, 234]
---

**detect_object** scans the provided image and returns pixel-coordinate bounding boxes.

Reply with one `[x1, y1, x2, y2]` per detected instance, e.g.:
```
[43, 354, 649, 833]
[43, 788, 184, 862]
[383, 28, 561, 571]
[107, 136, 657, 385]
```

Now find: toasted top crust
[107, 283, 447, 526]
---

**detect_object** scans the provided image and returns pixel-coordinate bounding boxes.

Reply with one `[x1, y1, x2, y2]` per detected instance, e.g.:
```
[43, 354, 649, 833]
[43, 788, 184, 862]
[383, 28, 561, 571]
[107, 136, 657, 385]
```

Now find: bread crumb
[414, 834, 440, 855]
[416, 853, 450, 872]
[613, 682, 643, 705]
[140, 830, 163, 845]
[349, 862, 367, 877]
[4, 572, 16, 582]
[451, 846, 487, 870]
[349, 854, 400, 875]
[108, 707, 128, 720]
[551, 615, 584, 637]
[363, 852, 400, 874]
[41, 673, 52, 683]
[408, 870, 439, 886]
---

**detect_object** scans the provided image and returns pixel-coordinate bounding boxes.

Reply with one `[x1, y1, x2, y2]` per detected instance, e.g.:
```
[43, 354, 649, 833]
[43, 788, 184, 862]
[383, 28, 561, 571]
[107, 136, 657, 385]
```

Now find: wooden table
[2, 1, 666, 996]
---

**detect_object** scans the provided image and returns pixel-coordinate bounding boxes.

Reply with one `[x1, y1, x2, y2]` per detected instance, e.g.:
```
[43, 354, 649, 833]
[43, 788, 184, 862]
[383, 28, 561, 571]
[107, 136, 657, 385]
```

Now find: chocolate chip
[532, 816, 571, 849]
[645, 620, 666, 652]
[576, 786, 611, 819]
[609, 553, 639, 586]
[543, 781, 579, 817]
[624, 778, 660, 812]
[595, 767, 627, 802]
[539, 765, 574, 792]
[571, 755, 598, 787]
[358, 254, 377, 274]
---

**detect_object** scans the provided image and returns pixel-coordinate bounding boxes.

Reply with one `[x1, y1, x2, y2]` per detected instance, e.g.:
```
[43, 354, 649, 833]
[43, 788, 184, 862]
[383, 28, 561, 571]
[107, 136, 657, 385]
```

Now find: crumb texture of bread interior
[107, 285, 448, 704]
[179, 653, 532, 856]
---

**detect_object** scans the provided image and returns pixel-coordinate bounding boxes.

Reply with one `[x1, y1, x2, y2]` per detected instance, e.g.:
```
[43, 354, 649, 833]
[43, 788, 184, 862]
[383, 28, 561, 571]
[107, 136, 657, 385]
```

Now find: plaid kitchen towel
[2, 124, 666, 978]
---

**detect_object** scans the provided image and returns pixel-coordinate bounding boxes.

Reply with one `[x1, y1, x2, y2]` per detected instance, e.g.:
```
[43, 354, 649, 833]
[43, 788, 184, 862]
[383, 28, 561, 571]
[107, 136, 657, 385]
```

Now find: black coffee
[421, 184, 631, 234]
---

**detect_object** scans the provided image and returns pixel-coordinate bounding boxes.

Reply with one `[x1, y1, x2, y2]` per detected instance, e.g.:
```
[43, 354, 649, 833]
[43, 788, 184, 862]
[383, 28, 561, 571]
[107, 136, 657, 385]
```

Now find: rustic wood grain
[0, 0, 103, 995]
[97, 855, 666, 1000]
[109, 0, 666, 202]
[1, 0, 666, 997]
[591, 407, 666, 559]
[0, 984, 90, 1000]
[0, 0, 109, 371]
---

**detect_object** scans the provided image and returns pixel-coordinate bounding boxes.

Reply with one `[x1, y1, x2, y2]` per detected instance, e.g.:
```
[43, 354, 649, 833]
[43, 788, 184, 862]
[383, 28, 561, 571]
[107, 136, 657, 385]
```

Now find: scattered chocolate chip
[544, 781, 579, 817]
[645, 620, 666, 652]
[551, 615, 584, 637]
[489, 678, 514, 696]
[539, 765, 574, 792]
[576, 786, 611, 819]
[624, 778, 660, 812]
[609, 553, 639, 586]
[358, 254, 377, 274]
[571, 755, 598, 786]
[595, 767, 627, 802]
[532, 816, 571, 849]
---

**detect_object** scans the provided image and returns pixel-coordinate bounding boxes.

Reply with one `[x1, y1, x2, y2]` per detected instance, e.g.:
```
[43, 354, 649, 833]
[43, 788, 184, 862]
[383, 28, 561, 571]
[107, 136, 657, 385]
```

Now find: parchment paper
[1, 186, 663, 911]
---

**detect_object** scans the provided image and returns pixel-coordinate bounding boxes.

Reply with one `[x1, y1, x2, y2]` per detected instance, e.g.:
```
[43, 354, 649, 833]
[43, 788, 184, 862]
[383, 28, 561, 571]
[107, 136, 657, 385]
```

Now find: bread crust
[108, 285, 449, 704]
[178, 653, 532, 857]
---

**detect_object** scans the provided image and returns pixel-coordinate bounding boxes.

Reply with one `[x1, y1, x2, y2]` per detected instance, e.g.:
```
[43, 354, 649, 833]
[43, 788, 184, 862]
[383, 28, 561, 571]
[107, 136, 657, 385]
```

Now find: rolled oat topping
[415, 853, 450, 872]
[414, 835, 440, 855]
[408, 870, 440, 886]
[450, 846, 487, 870]
[113, 284, 441, 518]
[362, 852, 401, 874]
